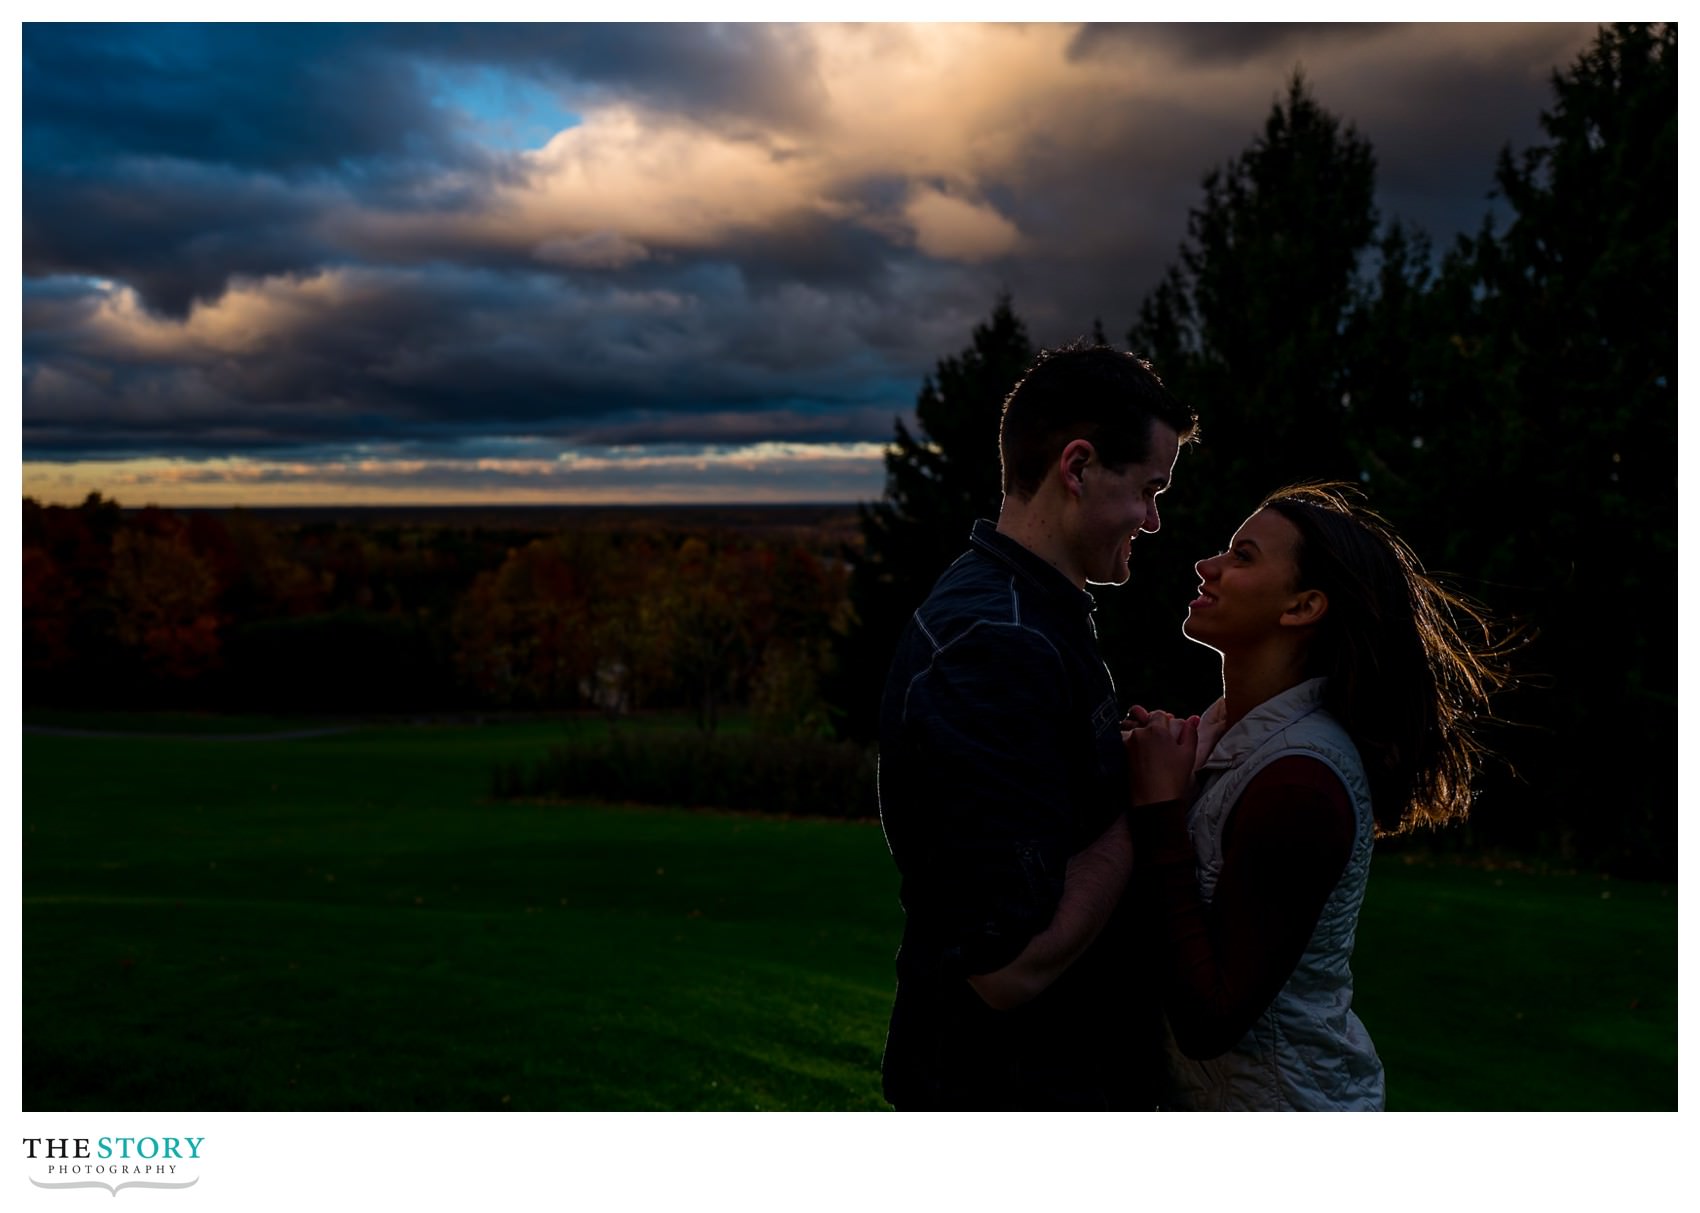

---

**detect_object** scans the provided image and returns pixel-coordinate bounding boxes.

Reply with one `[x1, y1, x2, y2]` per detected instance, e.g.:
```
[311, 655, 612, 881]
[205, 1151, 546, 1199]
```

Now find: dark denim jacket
[878, 520, 1153, 1109]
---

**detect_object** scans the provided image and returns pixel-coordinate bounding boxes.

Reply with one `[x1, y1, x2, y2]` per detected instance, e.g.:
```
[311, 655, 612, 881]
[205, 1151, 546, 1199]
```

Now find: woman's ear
[1281, 589, 1329, 629]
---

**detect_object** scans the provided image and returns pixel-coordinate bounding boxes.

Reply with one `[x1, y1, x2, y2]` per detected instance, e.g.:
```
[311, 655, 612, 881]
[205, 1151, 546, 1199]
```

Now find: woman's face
[1182, 507, 1308, 652]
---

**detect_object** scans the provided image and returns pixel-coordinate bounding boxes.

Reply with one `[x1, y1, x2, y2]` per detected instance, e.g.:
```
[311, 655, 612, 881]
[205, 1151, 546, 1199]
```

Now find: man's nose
[1140, 501, 1161, 534]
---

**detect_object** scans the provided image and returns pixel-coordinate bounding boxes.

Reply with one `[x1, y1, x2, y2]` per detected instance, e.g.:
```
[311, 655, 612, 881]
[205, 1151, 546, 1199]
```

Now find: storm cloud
[21, 22, 1600, 503]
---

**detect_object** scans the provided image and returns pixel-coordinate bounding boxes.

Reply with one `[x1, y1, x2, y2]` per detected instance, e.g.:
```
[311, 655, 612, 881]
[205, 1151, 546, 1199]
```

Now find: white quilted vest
[1161, 677, 1386, 1111]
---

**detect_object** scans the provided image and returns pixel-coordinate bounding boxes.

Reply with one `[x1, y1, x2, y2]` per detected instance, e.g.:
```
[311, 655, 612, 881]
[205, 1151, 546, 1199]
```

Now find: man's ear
[1057, 439, 1095, 498]
[1281, 589, 1329, 629]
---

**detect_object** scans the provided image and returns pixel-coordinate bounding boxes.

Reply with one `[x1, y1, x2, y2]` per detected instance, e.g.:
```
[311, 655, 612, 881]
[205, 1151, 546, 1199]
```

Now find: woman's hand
[1123, 710, 1199, 806]
[1194, 697, 1228, 772]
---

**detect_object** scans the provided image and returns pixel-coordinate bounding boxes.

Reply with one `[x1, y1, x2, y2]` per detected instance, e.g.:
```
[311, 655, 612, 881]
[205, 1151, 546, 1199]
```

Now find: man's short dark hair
[998, 342, 1198, 499]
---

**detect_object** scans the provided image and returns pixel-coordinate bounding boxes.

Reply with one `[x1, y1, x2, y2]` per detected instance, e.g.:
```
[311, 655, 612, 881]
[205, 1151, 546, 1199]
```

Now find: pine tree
[829, 295, 1035, 740]
[1112, 73, 1382, 714]
[1131, 71, 1378, 513]
[1427, 23, 1677, 871]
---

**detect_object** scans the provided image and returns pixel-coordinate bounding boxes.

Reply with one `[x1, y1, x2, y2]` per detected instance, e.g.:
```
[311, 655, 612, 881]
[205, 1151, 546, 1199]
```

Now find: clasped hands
[1121, 697, 1227, 807]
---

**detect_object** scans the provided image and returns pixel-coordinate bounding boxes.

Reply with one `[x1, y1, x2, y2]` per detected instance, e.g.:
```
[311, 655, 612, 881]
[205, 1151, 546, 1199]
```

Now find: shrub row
[492, 729, 878, 820]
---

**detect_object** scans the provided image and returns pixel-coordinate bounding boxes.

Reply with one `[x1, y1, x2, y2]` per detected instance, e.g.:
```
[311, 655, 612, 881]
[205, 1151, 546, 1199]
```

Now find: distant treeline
[22, 495, 852, 734]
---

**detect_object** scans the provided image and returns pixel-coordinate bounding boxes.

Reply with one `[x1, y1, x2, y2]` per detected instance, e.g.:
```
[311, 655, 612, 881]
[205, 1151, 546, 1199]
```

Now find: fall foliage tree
[108, 516, 222, 684]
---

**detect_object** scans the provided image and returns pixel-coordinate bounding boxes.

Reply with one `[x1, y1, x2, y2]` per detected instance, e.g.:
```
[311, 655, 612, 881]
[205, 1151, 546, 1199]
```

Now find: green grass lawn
[24, 708, 346, 734]
[22, 714, 1676, 1110]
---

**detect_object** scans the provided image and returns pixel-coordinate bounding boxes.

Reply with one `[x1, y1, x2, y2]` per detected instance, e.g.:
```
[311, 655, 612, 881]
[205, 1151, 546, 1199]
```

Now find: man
[877, 342, 1198, 1110]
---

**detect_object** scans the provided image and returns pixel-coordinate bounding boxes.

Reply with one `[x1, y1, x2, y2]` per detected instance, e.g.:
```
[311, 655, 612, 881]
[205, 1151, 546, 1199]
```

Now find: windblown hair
[998, 341, 1198, 499]
[1262, 482, 1512, 837]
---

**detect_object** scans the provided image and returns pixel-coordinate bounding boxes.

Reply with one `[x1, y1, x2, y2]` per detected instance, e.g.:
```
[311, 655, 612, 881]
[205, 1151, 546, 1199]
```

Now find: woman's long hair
[1262, 482, 1512, 836]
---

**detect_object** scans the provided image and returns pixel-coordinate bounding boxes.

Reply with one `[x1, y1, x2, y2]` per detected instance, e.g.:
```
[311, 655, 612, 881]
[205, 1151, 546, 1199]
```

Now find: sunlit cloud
[903, 187, 1023, 262]
[73, 273, 360, 360]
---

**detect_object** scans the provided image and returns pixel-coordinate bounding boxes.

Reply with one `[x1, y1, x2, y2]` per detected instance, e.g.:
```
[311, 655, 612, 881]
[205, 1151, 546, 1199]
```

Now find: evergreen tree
[830, 295, 1035, 740]
[1335, 221, 1434, 501]
[1132, 71, 1377, 509]
[1415, 23, 1677, 871]
[1112, 72, 1382, 716]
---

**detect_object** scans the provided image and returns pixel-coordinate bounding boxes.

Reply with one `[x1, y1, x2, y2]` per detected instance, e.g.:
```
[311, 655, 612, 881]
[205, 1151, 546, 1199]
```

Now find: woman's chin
[1181, 614, 1222, 653]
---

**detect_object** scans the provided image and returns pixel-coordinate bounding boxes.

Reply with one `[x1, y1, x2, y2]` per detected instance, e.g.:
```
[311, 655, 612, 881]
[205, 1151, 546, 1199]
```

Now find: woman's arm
[1135, 756, 1355, 1060]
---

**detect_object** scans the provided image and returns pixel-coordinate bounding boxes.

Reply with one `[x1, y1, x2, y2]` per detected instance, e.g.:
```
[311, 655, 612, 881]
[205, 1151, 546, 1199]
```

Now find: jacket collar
[1199, 676, 1330, 772]
[968, 518, 1097, 615]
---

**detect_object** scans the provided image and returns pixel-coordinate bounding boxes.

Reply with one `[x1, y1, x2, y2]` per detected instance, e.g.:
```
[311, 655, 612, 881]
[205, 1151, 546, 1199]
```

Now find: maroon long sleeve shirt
[1134, 755, 1356, 1060]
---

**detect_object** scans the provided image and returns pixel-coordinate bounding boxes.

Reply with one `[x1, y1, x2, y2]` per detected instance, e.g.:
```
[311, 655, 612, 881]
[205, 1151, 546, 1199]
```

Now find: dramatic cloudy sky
[19, 20, 1600, 505]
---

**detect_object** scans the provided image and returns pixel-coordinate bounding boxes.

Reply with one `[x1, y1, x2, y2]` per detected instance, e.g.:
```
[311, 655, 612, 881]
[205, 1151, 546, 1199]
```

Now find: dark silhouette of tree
[1335, 221, 1436, 500]
[1112, 72, 1383, 717]
[1403, 23, 1677, 871]
[830, 295, 1035, 740]
[1132, 71, 1377, 508]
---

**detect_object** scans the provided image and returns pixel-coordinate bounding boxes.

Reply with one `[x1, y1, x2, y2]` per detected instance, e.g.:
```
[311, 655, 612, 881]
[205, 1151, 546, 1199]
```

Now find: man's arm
[966, 813, 1131, 1010]
[890, 620, 1107, 1009]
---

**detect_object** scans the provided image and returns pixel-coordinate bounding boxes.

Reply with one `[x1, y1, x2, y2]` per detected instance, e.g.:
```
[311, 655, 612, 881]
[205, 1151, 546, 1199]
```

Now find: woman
[1125, 482, 1506, 1111]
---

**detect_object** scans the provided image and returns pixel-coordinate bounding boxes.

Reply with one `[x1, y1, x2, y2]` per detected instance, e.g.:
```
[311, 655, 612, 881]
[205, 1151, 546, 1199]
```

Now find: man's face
[1075, 421, 1181, 587]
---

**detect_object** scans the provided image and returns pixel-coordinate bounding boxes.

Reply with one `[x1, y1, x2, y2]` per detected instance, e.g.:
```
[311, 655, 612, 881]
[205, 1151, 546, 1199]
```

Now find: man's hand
[1121, 703, 1200, 740]
[1124, 711, 1198, 806]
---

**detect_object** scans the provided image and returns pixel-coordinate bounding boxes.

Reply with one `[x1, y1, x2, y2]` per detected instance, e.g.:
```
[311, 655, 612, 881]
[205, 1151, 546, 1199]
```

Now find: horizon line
[23, 495, 872, 510]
